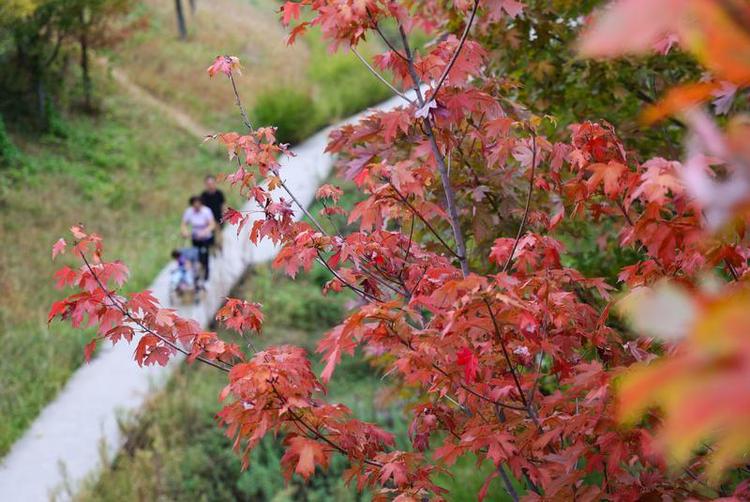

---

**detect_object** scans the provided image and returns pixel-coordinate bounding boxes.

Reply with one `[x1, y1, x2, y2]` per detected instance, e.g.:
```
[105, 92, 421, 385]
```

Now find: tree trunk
[175, 0, 188, 40]
[79, 17, 92, 111]
[36, 76, 48, 129]
[189, 0, 196, 14]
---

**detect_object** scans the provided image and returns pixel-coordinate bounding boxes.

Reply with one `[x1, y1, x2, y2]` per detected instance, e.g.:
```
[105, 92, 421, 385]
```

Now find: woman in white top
[181, 196, 216, 281]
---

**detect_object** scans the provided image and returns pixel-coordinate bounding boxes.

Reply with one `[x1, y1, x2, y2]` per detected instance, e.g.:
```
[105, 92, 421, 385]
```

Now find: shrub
[0, 115, 21, 170]
[251, 88, 320, 145]
[310, 53, 391, 120]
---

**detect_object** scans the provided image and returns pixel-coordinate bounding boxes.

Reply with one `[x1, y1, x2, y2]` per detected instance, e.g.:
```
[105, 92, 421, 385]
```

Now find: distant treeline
[0, 1, 136, 132]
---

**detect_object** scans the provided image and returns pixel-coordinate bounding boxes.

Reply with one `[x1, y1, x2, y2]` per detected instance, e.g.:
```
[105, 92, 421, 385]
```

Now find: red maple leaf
[456, 347, 479, 383]
[52, 238, 66, 259]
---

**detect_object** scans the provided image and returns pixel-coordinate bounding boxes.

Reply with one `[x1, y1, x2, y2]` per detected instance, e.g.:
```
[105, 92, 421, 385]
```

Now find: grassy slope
[0, 0, 314, 455]
[107, 0, 309, 132]
[0, 82, 223, 456]
[109, 0, 390, 135]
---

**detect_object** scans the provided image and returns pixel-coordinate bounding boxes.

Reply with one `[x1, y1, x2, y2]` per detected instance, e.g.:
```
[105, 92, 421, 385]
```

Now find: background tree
[0, 0, 132, 130]
[174, 0, 187, 40]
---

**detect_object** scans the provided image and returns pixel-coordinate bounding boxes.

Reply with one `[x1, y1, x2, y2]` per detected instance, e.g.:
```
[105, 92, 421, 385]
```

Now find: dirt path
[0, 61, 411, 501]
[103, 59, 210, 138]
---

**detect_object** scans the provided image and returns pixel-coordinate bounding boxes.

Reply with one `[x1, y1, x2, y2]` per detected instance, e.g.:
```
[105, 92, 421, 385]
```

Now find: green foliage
[241, 264, 346, 336]
[251, 88, 320, 145]
[0, 115, 23, 170]
[308, 45, 391, 121]
[249, 24, 391, 145]
[0, 0, 132, 129]
[558, 218, 644, 283]
[483, 0, 700, 156]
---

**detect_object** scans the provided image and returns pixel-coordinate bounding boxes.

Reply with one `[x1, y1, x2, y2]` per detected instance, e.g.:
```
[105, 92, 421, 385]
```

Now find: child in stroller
[169, 247, 203, 304]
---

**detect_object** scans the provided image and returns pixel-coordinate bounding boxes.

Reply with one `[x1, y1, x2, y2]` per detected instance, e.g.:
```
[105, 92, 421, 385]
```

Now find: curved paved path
[0, 67, 410, 500]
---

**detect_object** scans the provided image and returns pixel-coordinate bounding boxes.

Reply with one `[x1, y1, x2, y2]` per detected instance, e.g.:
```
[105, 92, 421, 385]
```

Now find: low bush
[0, 115, 22, 171]
[251, 88, 320, 145]
[309, 52, 392, 120]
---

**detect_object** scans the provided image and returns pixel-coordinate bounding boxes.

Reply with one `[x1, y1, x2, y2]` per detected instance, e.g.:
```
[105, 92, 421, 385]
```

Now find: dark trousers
[192, 236, 215, 280]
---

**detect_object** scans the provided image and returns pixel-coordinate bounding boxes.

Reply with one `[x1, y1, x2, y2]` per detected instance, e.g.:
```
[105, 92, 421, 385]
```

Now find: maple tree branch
[315, 251, 382, 303]
[366, 8, 409, 62]
[271, 383, 385, 469]
[226, 77, 330, 238]
[497, 464, 520, 502]
[79, 252, 231, 373]
[365, 260, 411, 297]
[383, 322, 525, 412]
[353, 258, 410, 298]
[228, 71, 253, 131]
[431, 0, 481, 99]
[483, 298, 542, 429]
[351, 47, 413, 104]
[503, 132, 537, 273]
[398, 25, 470, 277]
[389, 183, 461, 260]
[278, 177, 328, 235]
[399, 215, 415, 276]
[225, 91, 408, 297]
[428, 361, 526, 412]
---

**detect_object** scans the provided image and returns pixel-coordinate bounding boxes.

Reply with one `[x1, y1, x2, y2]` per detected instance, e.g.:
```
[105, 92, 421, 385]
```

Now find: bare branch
[398, 25, 470, 276]
[366, 8, 409, 61]
[431, 0, 481, 99]
[228, 71, 254, 131]
[351, 47, 414, 104]
[503, 132, 537, 273]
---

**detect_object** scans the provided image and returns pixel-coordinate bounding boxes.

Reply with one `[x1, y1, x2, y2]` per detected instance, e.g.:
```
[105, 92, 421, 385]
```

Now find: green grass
[109, 0, 390, 139]
[0, 76, 233, 456]
[106, 0, 310, 132]
[249, 24, 392, 143]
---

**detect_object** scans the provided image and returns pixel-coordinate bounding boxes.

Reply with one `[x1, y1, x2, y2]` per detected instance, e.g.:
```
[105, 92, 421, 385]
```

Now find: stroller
[169, 247, 204, 305]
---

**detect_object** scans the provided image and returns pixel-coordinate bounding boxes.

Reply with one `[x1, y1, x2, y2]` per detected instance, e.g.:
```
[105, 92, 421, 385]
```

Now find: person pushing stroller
[180, 195, 216, 282]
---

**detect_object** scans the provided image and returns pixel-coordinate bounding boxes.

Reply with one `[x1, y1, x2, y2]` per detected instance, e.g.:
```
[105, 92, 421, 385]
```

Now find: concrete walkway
[0, 79, 409, 499]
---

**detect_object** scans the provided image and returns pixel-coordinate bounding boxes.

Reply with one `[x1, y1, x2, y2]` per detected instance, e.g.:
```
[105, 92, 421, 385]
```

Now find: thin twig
[484, 298, 542, 429]
[498, 464, 520, 502]
[429, 361, 526, 412]
[315, 251, 382, 303]
[278, 178, 328, 235]
[228, 70, 253, 131]
[431, 0, 481, 99]
[276, 386, 385, 468]
[366, 8, 409, 62]
[79, 253, 231, 373]
[503, 132, 537, 273]
[389, 183, 461, 260]
[351, 47, 413, 104]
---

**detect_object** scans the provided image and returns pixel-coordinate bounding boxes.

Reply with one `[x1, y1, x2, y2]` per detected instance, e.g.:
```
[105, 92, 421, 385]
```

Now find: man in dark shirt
[200, 174, 226, 227]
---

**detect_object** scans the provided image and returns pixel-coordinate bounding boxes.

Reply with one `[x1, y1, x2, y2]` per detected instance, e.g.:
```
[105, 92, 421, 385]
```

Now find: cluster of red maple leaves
[50, 0, 750, 500]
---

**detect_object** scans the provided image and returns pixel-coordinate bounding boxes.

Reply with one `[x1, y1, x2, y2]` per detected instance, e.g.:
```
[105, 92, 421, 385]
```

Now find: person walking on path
[201, 174, 226, 253]
[181, 195, 216, 281]
[200, 174, 225, 227]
